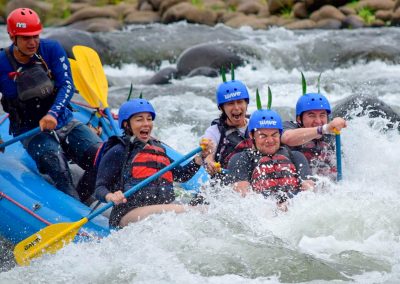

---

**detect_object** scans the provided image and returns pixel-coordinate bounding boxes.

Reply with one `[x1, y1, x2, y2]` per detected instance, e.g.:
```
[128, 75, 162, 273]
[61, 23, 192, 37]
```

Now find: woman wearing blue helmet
[281, 73, 347, 180]
[226, 89, 314, 210]
[94, 98, 213, 228]
[202, 67, 251, 176]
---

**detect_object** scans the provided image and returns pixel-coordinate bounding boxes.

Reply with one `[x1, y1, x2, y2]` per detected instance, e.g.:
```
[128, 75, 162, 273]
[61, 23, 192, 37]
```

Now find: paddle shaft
[104, 108, 120, 136]
[86, 146, 203, 220]
[0, 127, 40, 149]
[335, 133, 342, 181]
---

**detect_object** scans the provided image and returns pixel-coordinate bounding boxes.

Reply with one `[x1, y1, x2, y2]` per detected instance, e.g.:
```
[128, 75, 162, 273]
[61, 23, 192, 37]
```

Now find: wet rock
[45, 28, 103, 59]
[125, 10, 160, 24]
[63, 6, 119, 26]
[338, 6, 356, 16]
[6, 0, 52, 22]
[159, 0, 187, 15]
[176, 43, 244, 77]
[67, 18, 122, 32]
[391, 8, 400, 25]
[237, 1, 265, 15]
[142, 67, 178, 85]
[370, 19, 385, 27]
[285, 19, 316, 29]
[224, 14, 271, 29]
[332, 94, 400, 131]
[375, 10, 392, 22]
[293, 2, 308, 19]
[342, 14, 365, 28]
[310, 5, 346, 22]
[315, 18, 342, 29]
[188, 67, 219, 78]
[162, 2, 218, 26]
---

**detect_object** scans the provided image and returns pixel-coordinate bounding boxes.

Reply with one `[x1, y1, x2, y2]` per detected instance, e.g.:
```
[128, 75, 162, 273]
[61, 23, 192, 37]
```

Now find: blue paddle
[0, 127, 41, 150]
[334, 130, 342, 181]
[14, 146, 203, 265]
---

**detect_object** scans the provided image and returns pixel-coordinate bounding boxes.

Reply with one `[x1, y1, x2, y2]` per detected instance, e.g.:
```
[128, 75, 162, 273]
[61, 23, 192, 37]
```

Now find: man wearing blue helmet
[94, 98, 213, 228]
[226, 104, 314, 210]
[282, 89, 347, 180]
[201, 68, 250, 176]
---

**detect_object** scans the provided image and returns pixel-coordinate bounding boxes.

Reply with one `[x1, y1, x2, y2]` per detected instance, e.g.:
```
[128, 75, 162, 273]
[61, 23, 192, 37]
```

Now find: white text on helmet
[16, 22, 27, 28]
[259, 120, 277, 126]
[224, 92, 241, 100]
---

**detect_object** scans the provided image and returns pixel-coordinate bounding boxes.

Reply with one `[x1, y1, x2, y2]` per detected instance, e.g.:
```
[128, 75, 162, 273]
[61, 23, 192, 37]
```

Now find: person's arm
[290, 150, 315, 191]
[40, 40, 74, 130]
[281, 118, 347, 147]
[226, 151, 253, 196]
[95, 144, 126, 203]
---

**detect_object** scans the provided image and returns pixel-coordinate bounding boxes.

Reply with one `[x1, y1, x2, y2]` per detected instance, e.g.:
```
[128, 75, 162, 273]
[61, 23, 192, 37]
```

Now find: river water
[1, 23, 400, 283]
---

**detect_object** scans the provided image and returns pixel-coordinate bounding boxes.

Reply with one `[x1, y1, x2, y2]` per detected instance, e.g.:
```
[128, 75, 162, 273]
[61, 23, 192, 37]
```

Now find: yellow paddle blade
[69, 59, 100, 108]
[14, 218, 88, 266]
[72, 46, 109, 108]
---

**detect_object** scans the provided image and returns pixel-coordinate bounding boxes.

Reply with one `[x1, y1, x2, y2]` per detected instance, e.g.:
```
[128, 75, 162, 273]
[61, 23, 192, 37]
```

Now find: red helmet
[7, 8, 43, 37]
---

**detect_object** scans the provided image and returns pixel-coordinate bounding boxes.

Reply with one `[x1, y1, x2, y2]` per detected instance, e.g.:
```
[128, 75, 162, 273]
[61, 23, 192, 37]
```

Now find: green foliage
[358, 7, 375, 25]
[280, 6, 293, 19]
[191, 0, 204, 8]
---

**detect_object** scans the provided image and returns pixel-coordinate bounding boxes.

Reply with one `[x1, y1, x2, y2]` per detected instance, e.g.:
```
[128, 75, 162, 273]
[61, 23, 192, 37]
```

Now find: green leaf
[301, 72, 307, 95]
[267, 87, 272, 110]
[139, 92, 143, 99]
[221, 66, 227, 83]
[127, 82, 133, 101]
[231, 63, 235, 81]
[256, 89, 262, 110]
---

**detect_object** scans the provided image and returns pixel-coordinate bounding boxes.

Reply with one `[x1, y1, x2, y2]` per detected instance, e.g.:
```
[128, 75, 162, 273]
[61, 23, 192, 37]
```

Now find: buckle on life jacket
[8, 71, 21, 80]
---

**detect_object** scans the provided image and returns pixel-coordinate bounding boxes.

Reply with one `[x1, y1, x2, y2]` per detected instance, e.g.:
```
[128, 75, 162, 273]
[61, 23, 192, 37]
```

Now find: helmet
[118, 98, 156, 129]
[248, 109, 283, 134]
[216, 80, 249, 108]
[296, 93, 331, 117]
[7, 8, 42, 37]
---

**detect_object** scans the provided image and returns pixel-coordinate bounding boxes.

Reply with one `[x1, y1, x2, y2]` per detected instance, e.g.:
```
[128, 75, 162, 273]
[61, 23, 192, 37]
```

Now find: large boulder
[44, 28, 105, 60]
[176, 43, 244, 77]
[310, 5, 346, 22]
[162, 3, 218, 26]
[332, 94, 400, 132]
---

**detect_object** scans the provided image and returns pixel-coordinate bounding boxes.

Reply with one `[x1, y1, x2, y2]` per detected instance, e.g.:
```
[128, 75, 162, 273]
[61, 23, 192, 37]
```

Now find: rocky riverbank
[2, 0, 400, 32]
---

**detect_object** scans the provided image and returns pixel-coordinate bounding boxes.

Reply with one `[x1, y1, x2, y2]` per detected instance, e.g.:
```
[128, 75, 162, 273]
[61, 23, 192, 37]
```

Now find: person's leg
[24, 132, 80, 199]
[62, 123, 102, 170]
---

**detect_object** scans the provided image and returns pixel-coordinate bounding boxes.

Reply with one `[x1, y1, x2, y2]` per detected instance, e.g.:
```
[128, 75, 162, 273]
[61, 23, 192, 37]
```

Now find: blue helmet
[296, 93, 331, 117]
[248, 109, 283, 134]
[118, 98, 156, 129]
[216, 80, 250, 108]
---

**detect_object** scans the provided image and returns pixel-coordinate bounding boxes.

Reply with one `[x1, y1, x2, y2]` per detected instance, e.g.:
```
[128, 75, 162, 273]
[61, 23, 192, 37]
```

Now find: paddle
[69, 58, 113, 137]
[14, 146, 203, 266]
[72, 46, 120, 136]
[333, 129, 342, 181]
[0, 127, 40, 150]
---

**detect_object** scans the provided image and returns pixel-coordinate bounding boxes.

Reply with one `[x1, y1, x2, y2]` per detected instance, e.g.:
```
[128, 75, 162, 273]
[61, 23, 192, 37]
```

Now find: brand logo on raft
[259, 120, 277, 126]
[16, 22, 27, 28]
[224, 92, 241, 100]
[24, 235, 41, 251]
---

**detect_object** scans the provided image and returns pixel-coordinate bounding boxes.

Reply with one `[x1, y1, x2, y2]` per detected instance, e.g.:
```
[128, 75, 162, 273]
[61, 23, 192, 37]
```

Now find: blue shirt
[0, 38, 74, 133]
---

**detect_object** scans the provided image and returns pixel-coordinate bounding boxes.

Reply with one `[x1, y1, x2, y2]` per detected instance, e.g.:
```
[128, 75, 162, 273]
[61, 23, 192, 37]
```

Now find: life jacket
[121, 139, 174, 193]
[1, 47, 56, 134]
[250, 147, 300, 194]
[212, 117, 249, 169]
[297, 138, 337, 178]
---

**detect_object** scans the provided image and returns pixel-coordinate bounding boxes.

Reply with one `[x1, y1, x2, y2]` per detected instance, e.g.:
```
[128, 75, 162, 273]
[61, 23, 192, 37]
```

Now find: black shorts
[109, 186, 175, 228]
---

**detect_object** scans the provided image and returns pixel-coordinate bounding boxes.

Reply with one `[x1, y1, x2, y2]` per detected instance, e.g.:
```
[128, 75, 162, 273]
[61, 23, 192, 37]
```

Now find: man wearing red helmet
[0, 8, 102, 201]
